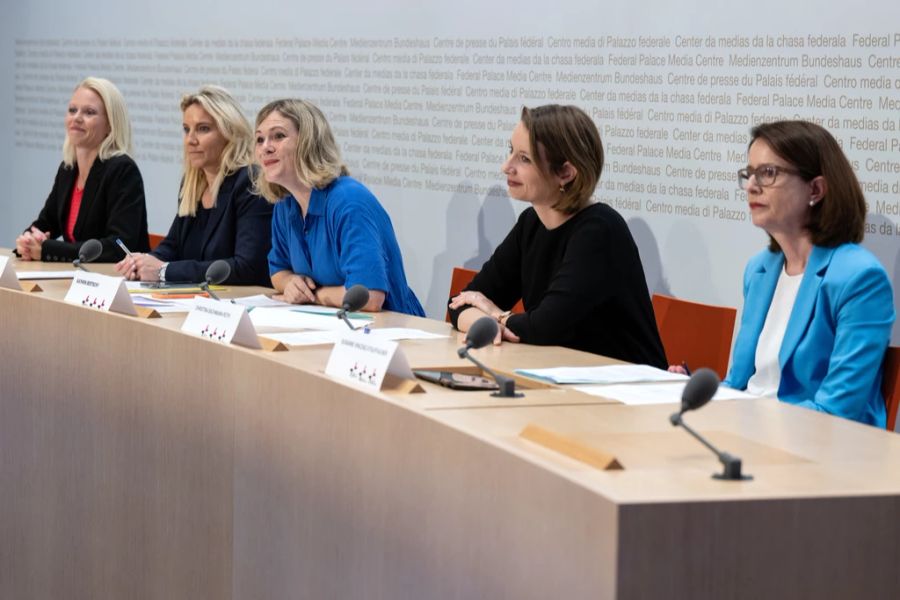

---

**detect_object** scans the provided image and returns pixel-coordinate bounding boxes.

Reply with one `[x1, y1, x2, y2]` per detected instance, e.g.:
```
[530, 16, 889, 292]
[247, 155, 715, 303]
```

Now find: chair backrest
[651, 294, 737, 380]
[445, 267, 524, 323]
[883, 346, 900, 432]
[148, 233, 165, 251]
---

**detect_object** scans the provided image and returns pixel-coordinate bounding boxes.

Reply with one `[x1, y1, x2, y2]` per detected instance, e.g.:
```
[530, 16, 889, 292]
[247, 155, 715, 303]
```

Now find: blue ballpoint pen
[115, 238, 133, 257]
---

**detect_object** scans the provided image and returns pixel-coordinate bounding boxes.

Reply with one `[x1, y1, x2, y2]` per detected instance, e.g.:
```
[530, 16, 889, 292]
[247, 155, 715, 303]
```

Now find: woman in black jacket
[115, 86, 272, 286]
[16, 76, 149, 263]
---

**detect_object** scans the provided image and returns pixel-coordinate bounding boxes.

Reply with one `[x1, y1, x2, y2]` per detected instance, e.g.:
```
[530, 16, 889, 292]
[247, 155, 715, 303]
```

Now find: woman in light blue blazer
[723, 121, 894, 426]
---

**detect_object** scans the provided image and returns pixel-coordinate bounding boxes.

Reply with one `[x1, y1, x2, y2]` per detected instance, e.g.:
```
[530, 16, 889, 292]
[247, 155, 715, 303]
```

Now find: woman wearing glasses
[724, 120, 894, 426]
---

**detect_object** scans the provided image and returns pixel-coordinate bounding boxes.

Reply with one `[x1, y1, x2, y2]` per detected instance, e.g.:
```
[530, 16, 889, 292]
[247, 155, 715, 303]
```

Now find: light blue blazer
[724, 244, 895, 427]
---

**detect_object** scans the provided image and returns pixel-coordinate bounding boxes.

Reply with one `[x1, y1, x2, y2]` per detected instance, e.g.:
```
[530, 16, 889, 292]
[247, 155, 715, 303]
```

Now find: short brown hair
[520, 105, 604, 214]
[252, 99, 348, 203]
[749, 120, 865, 250]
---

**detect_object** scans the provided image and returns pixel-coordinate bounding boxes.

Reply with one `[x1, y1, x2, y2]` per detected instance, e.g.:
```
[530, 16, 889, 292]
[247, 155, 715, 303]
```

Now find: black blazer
[151, 167, 273, 286]
[30, 154, 150, 263]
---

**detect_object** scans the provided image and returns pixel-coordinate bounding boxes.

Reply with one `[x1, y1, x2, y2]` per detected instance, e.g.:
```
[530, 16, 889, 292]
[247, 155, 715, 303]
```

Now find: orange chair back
[445, 267, 524, 322]
[652, 294, 737, 379]
[148, 233, 165, 251]
[883, 346, 900, 432]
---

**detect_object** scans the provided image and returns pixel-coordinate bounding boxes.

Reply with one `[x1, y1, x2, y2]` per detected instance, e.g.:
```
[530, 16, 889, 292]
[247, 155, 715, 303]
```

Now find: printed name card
[181, 296, 262, 349]
[64, 271, 154, 317]
[0, 256, 41, 292]
[325, 331, 422, 393]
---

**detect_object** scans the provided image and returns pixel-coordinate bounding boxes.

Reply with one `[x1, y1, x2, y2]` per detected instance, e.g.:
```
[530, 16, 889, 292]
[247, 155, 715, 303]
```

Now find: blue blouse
[268, 176, 424, 316]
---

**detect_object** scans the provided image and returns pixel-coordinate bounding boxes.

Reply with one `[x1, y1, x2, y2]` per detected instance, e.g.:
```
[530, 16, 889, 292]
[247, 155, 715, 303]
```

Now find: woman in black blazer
[16, 76, 149, 263]
[116, 86, 272, 286]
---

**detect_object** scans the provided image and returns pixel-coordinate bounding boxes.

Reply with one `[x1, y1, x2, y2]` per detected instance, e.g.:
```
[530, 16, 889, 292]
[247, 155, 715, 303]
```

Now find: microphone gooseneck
[73, 239, 103, 272]
[337, 284, 370, 330]
[201, 260, 231, 301]
[670, 368, 751, 481]
[457, 316, 522, 398]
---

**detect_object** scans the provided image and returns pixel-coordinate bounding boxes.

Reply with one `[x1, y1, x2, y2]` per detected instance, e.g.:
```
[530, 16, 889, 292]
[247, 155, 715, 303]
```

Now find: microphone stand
[669, 412, 752, 480]
[72, 259, 91, 273]
[336, 309, 361, 331]
[457, 346, 521, 398]
[200, 280, 222, 301]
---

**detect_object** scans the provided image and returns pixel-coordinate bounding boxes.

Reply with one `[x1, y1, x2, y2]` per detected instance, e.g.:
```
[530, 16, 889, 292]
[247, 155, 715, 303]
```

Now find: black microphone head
[342, 284, 370, 312]
[465, 316, 498, 350]
[681, 368, 720, 412]
[78, 239, 103, 263]
[205, 260, 231, 285]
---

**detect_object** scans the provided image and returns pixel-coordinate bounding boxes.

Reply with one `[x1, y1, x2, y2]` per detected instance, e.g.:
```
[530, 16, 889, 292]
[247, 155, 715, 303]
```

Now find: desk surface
[3, 253, 900, 599]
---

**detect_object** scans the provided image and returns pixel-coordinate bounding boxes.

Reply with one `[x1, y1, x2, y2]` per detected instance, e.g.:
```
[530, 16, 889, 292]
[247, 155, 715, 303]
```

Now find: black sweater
[449, 203, 666, 367]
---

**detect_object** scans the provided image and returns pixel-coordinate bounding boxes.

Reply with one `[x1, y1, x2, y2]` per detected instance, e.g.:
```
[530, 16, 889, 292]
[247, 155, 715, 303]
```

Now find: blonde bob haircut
[520, 104, 604, 214]
[253, 98, 348, 203]
[62, 77, 132, 168]
[178, 85, 253, 217]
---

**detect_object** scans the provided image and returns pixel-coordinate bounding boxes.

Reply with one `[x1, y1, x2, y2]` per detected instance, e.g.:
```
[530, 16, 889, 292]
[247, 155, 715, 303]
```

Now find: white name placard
[0, 256, 21, 290]
[325, 330, 416, 391]
[64, 271, 137, 316]
[181, 296, 261, 349]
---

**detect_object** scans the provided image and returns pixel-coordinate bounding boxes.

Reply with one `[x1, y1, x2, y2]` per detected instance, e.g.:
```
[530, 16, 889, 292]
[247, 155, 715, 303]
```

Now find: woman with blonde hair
[16, 76, 149, 262]
[255, 98, 423, 314]
[116, 85, 272, 285]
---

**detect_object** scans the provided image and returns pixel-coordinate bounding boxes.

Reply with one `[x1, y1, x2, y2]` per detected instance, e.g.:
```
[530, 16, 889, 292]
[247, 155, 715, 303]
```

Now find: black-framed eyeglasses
[737, 164, 801, 189]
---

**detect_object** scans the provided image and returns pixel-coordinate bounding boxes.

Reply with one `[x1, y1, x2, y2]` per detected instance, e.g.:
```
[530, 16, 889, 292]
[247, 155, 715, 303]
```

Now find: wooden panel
[617, 497, 900, 599]
[230, 365, 618, 599]
[0, 288, 234, 600]
[4, 254, 900, 599]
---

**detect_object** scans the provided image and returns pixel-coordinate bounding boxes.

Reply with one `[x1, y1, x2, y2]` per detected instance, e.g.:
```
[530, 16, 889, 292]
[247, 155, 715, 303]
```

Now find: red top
[65, 185, 84, 243]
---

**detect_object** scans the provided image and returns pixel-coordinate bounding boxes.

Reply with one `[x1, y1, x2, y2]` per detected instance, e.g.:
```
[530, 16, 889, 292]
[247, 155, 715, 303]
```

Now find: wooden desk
[2, 255, 899, 599]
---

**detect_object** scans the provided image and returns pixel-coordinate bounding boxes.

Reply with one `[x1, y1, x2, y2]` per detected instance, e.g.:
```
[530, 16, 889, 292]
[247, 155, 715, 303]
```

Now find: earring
[809, 200, 816, 207]
[559, 185, 565, 193]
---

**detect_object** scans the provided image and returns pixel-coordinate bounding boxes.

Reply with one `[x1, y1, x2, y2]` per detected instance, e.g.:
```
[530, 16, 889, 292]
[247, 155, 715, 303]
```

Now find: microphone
[456, 316, 521, 398]
[336, 284, 370, 330]
[669, 368, 752, 481]
[201, 260, 231, 301]
[73, 239, 103, 272]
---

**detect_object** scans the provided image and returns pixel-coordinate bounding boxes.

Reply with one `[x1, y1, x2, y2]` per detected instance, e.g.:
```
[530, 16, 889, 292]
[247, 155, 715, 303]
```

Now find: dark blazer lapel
[57, 166, 78, 232]
[72, 159, 104, 241]
[199, 174, 233, 255]
[779, 245, 834, 367]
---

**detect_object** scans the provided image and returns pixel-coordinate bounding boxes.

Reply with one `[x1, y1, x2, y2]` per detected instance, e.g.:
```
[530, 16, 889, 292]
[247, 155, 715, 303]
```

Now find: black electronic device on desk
[413, 370, 500, 391]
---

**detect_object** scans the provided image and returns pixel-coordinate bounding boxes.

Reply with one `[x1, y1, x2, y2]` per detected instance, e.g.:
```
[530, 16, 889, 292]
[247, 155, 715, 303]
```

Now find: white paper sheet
[516, 364, 689, 385]
[130, 294, 198, 313]
[17, 270, 80, 280]
[231, 294, 294, 308]
[572, 382, 760, 406]
[249, 307, 371, 331]
[264, 327, 447, 346]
